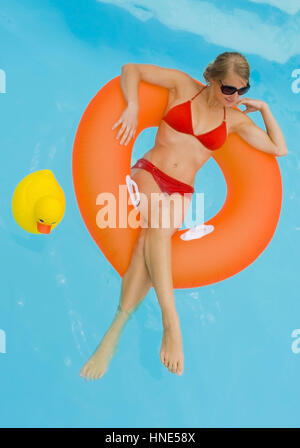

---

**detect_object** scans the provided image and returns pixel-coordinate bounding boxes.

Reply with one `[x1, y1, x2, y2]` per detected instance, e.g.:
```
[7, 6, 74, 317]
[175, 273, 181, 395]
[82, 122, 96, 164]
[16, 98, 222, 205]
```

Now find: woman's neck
[205, 85, 222, 109]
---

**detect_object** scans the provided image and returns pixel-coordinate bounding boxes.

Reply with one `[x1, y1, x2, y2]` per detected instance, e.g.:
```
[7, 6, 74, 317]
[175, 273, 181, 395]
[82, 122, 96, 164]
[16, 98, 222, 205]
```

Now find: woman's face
[211, 71, 249, 107]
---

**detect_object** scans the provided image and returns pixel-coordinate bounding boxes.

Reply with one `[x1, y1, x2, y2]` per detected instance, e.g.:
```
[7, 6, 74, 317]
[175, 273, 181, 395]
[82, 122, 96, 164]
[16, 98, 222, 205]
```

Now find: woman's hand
[236, 98, 266, 114]
[112, 103, 138, 146]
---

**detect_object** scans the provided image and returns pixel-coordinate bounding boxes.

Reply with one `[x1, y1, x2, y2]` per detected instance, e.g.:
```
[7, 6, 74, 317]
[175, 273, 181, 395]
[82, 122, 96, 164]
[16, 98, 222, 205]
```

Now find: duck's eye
[39, 219, 44, 223]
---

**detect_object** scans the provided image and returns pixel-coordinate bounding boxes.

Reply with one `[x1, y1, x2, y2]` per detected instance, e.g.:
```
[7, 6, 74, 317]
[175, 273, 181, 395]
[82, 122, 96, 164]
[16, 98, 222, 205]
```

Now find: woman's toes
[81, 366, 88, 379]
[86, 366, 93, 380]
[82, 364, 89, 377]
[95, 370, 103, 380]
[91, 368, 98, 380]
[177, 360, 184, 375]
[171, 362, 177, 373]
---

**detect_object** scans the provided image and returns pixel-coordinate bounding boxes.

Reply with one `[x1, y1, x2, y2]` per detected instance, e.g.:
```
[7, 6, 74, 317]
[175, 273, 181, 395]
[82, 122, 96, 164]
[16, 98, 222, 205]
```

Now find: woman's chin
[224, 97, 235, 106]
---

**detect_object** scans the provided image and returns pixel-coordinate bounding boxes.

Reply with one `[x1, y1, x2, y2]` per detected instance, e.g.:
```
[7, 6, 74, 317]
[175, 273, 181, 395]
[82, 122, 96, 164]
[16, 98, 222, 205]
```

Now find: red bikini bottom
[131, 158, 194, 198]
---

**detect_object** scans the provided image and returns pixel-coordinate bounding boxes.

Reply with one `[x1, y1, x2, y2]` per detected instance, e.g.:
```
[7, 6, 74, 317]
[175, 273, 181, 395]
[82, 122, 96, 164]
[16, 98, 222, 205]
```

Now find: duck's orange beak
[37, 222, 52, 234]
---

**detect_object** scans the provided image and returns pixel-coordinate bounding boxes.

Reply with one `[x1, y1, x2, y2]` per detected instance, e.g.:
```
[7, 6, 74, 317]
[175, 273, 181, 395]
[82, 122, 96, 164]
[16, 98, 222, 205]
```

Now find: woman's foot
[160, 315, 184, 376]
[79, 306, 131, 381]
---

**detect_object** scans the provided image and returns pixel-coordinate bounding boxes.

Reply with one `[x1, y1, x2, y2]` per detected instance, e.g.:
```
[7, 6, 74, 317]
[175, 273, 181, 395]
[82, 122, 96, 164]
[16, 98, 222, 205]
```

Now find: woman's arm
[115, 63, 192, 145]
[112, 65, 141, 145]
[232, 99, 288, 157]
[120, 64, 140, 109]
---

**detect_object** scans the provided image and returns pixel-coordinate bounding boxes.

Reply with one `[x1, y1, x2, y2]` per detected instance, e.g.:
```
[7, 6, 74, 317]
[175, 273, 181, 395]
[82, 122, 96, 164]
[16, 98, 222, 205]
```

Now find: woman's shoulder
[177, 75, 204, 96]
[226, 106, 253, 133]
[169, 77, 205, 103]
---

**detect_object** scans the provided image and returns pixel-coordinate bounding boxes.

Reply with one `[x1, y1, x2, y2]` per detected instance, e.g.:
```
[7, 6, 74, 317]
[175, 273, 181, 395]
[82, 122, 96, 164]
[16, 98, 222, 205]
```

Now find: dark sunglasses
[218, 80, 250, 96]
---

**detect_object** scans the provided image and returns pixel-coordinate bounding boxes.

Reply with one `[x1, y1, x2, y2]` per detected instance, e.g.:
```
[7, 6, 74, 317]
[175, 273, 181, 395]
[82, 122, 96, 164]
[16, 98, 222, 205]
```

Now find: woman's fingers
[112, 118, 122, 130]
[114, 120, 136, 145]
[112, 107, 137, 145]
[124, 128, 136, 146]
[116, 122, 127, 140]
[120, 126, 135, 145]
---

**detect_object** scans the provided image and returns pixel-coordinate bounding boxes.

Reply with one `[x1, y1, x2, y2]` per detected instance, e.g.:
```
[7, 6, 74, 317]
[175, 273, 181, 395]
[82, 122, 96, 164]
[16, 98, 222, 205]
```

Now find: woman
[80, 51, 288, 381]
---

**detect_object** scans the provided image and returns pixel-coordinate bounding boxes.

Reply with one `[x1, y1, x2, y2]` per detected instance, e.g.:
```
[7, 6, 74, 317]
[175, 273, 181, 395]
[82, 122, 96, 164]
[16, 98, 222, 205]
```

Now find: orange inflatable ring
[72, 76, 282, 288]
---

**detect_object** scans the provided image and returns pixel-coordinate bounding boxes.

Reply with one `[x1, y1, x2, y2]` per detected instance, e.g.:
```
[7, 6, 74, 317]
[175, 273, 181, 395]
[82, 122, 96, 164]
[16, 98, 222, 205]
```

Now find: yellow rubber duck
[12, 169, 65, 234]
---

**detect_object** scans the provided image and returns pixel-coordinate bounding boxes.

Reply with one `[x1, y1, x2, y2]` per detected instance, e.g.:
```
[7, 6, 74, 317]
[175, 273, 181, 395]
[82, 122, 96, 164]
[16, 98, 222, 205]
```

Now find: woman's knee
[132, 228, 147, 256]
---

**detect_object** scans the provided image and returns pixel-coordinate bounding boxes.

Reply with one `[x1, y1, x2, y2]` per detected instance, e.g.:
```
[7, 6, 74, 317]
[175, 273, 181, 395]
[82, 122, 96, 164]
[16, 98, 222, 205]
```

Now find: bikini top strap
[190, 85, 207, 101]
[223, 106, 226, 122]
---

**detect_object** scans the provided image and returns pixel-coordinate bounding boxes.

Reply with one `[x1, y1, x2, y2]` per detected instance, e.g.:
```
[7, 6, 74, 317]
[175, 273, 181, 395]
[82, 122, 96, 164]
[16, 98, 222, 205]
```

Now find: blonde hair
[203, 51, 250, 84]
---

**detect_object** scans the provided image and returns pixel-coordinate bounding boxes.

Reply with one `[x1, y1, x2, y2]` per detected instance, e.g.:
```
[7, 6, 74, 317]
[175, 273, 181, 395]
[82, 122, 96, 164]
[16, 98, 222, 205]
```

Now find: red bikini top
[162, 85, 227, 151]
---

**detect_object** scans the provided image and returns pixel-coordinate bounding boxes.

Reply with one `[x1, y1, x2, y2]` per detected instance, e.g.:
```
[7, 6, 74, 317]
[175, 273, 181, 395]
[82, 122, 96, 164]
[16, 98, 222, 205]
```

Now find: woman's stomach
[140, 143, 210, 186]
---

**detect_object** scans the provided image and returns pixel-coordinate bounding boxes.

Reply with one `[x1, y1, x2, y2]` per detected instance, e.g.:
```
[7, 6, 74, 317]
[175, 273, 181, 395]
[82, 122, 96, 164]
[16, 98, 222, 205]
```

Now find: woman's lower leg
[143, 227, 184, 375]
[118, 228, 153, 315]
[99, 227, 155, 355]
[143, 228, 177, 325]
[79, 230, 153, 380]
